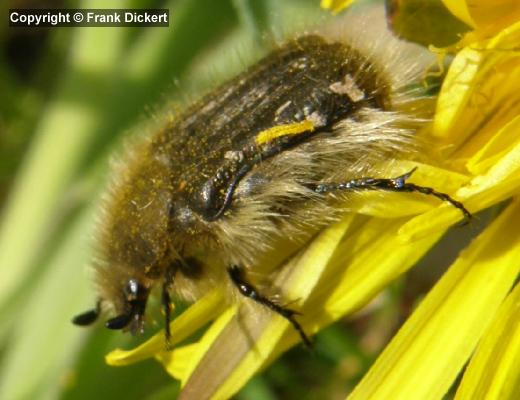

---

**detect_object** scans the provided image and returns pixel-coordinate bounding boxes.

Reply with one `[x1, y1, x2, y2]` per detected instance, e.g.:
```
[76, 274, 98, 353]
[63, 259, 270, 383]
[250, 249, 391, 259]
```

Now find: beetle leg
[309, 167, 472, 223]
[227, 265, 312, 349]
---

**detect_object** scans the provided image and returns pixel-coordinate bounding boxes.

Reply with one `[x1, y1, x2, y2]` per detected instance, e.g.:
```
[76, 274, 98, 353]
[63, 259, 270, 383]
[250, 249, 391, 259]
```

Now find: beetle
[72, 32, 470, 348]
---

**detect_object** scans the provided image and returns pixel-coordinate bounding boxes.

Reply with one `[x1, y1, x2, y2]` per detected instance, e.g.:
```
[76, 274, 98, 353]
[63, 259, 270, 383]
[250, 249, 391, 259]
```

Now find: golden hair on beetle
[72, 7, 470, 348]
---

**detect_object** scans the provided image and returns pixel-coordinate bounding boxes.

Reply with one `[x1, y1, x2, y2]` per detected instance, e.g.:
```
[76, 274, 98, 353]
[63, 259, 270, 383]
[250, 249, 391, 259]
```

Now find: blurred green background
[0, 0, 472, 399]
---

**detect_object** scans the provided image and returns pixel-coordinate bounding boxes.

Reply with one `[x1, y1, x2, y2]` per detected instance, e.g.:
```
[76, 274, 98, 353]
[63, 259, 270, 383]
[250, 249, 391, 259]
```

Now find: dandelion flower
[106, 1, 520, 398]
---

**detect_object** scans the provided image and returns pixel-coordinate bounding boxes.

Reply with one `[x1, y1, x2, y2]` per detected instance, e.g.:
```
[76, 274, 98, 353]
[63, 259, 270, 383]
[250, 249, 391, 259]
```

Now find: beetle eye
[124, 279, 140, 300]
[126, 279, 139, 295]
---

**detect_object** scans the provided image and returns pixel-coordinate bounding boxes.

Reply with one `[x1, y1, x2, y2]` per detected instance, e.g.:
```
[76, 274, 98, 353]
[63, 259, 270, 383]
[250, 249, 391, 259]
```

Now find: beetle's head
[72, 276, 151, 335]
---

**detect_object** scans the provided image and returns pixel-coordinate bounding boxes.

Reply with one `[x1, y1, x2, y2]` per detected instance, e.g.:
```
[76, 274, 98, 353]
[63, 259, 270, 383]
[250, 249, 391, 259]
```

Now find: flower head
[106, 1, 520, 398]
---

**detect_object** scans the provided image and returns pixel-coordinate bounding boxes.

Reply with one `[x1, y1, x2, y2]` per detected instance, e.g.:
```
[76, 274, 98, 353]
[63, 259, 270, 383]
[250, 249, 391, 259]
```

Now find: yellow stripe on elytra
[254, 119, 315, 145]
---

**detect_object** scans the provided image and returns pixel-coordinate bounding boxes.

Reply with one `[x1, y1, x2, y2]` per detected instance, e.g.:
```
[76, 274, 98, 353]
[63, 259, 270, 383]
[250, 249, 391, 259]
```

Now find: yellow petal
[154, 343, 198, 381]
[158, 305, 238, 384]
[433, 20, 520, 153]
[432, 45, 482, 144]
[320, 0, 355, 15]
[258, 215, 445, 371]
[469, 0, 520, 33]
[455, 282, 520, 400]
[399, 131, 520, 241]
[349, 199, 520, 400]
[466, 115, 520, 175]
[303, 219, 439, 330]
[444, 0, 520, 37]
[441, 0, 476, 28]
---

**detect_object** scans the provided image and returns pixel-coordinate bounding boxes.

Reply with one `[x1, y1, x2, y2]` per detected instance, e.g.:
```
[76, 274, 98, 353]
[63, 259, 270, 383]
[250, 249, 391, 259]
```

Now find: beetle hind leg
[308, 167, 472, 223]
[227, 265, 312, 349]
